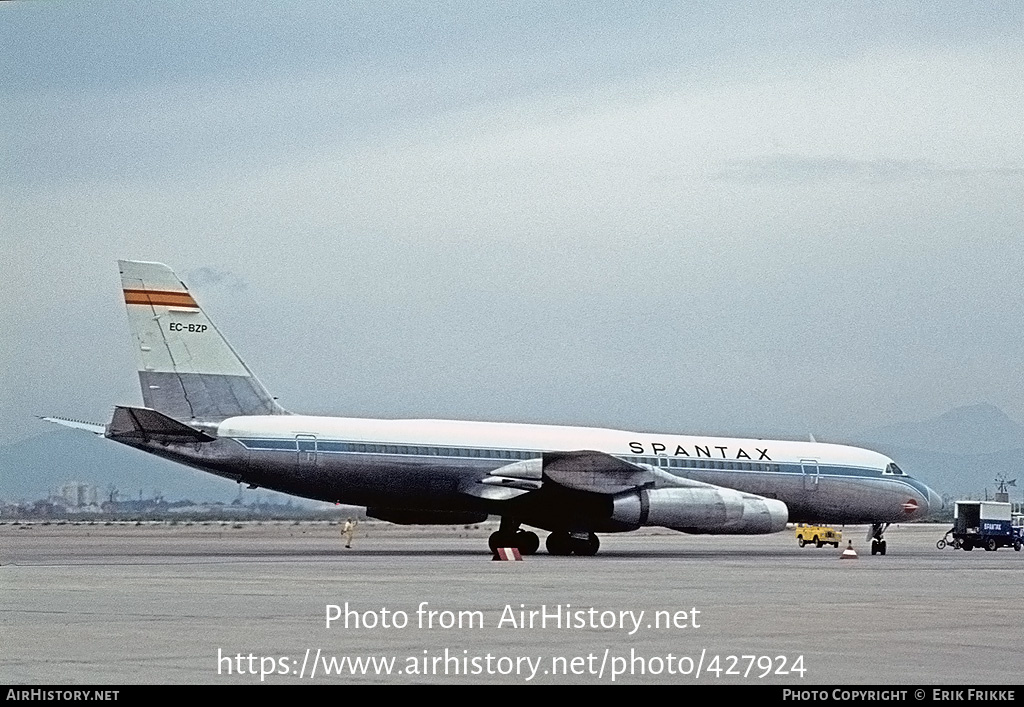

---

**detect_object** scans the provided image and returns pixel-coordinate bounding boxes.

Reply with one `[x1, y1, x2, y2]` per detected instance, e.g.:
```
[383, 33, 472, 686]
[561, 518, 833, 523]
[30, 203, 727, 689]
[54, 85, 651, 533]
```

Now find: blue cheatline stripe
[238, 439, 299, 450]
[232, 438, 908, 484]
[236, 438, 539, 460]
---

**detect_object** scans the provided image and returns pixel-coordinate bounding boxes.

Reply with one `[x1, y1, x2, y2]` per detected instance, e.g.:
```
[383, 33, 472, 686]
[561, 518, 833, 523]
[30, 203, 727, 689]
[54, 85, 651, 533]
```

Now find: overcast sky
[3, 2, 1023, 446]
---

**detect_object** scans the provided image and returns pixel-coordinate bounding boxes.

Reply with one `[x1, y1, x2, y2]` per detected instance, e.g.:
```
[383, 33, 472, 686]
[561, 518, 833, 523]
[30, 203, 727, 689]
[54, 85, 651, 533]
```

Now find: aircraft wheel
[488, 531, 516, 553]
[870, 540, 878, 555]
[517, 531, 540, 556]
[797, 537, 805, 547]
[546, 532, 574, 556]
[572, 533, 600, 556]
[879, 540, 887, 555]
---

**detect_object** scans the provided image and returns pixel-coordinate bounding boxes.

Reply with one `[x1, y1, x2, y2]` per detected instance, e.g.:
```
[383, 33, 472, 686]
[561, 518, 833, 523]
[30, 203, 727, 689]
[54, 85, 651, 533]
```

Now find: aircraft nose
[905, 484, 940, 518]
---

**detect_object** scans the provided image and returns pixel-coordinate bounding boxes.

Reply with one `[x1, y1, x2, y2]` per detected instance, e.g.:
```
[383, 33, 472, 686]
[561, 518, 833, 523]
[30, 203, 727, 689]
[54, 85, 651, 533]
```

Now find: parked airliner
[46, 260, 941, 556]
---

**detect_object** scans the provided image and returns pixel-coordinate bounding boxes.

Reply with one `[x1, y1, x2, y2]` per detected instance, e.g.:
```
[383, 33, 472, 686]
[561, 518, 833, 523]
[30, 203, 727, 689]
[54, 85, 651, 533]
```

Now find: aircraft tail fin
[118, 260, 288, 421]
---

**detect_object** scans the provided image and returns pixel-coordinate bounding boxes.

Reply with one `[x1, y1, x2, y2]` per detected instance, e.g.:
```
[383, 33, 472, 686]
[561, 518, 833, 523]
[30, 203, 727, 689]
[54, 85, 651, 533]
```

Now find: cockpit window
[885, 463, 905, 476]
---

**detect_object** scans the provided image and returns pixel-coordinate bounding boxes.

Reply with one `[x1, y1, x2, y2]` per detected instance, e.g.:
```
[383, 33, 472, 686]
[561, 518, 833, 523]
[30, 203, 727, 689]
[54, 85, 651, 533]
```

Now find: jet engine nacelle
[611, 487, 788, 534]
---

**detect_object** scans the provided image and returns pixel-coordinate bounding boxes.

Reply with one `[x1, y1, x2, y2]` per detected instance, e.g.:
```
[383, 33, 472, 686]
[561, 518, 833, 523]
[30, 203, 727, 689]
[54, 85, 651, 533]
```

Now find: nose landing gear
[868, 522, 890, 555]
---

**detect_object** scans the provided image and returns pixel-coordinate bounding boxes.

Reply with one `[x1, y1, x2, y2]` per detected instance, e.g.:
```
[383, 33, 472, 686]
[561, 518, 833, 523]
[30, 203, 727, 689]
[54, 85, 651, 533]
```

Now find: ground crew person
[342, 518, 357, 548]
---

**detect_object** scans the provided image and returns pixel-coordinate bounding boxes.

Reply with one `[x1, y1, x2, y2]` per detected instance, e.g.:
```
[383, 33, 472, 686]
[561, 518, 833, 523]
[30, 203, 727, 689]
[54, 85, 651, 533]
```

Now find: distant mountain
[0, 428, 248, 503]
[850, 443, 1023, 500]
[851, 403, 1024, 499]
[854, 403, 1024, 456]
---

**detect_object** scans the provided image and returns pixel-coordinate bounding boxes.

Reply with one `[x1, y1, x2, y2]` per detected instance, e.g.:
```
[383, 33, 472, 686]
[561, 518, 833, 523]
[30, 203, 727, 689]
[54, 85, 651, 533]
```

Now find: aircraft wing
[542, 450, 654, 493]
[470, 450, 722, 499]
[467, 450, 786, 535]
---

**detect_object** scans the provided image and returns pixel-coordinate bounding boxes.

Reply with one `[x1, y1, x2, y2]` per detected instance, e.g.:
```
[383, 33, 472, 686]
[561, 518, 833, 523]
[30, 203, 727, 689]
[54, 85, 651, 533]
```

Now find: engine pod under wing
[467, 458, 543, 501]
[611, 486, 789, 534]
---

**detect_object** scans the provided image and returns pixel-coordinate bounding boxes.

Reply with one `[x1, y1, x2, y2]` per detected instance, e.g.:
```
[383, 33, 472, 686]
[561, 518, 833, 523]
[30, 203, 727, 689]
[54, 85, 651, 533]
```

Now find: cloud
[711, 155, 1024, 184]
[4, 11, 1024, 444]
[183, 267, 247, 292]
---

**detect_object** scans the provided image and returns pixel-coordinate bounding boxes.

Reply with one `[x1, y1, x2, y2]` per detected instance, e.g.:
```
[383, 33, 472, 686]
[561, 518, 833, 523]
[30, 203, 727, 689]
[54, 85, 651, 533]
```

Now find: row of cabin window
[634, 457, 780, 472]
[342, 445, 778, 471]
[346, 443, 541, 460]
[263, 440, 785, 472]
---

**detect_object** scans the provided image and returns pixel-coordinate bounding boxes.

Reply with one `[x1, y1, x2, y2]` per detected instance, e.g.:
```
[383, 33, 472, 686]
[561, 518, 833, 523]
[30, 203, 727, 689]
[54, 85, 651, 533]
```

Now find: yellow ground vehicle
[795, 524, 842, 548]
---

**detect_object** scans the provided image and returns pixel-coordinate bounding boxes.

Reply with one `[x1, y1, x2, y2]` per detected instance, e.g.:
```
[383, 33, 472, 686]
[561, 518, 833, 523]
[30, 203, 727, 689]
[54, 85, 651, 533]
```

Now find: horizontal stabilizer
[39, 416, 106, 435]
[107, 406, 216, 443]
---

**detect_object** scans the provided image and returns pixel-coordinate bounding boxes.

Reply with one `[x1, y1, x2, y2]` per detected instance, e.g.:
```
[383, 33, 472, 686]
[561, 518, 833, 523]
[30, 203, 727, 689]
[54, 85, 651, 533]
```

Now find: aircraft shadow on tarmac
[166, 547, 854, 561]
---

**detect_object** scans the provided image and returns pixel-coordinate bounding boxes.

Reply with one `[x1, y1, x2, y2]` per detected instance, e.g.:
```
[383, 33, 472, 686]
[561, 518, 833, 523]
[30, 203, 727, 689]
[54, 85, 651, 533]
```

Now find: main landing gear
[868, 522, 890, 556]
[488, 518, 600, 556]
[488, 517, 540, 556]
[545, 531, 600, 557]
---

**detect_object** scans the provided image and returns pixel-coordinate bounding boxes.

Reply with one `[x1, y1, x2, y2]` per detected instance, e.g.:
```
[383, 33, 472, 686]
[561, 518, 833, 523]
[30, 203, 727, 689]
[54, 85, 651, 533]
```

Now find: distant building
[58, 482, 99, 508]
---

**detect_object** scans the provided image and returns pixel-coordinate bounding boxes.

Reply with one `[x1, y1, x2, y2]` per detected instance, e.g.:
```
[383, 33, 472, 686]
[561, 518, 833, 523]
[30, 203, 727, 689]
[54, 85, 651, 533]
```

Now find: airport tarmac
[1, 521, 1021, 685]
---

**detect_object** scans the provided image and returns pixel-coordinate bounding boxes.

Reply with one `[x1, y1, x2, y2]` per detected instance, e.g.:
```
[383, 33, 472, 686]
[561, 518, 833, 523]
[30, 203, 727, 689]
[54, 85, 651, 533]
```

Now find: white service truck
[952, 501, 1020, 552]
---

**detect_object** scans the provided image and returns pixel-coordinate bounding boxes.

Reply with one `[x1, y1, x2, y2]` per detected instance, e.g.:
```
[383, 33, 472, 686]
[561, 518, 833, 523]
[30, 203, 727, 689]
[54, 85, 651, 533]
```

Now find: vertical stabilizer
[119, 260, 288, 420]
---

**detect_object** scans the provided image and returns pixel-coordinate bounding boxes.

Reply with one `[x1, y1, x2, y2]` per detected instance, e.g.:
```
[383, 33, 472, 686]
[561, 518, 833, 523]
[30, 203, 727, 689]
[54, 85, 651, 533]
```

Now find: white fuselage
[204, 414, 937, 526]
